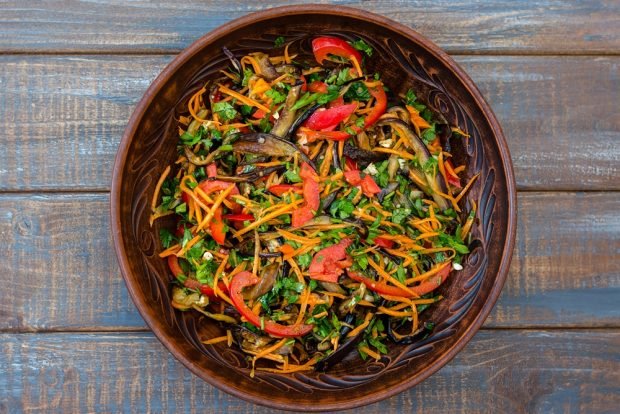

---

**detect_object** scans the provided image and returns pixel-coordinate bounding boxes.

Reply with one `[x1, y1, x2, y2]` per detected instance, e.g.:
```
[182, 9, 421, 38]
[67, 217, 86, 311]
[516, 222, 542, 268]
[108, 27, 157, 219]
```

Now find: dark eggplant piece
[246, 262, 279, 300]
[275, 64, 301, 76]
[343, 143, 387, 166]
[251, 52, 279, 81]
[385, 316, 435, 345]
[376, 119, 449, 210]
[232, 132, 316, 170]
[315, 313, 364, 372]
[319, 281, 346, 295]
[321, 189, 341, 212]
[184, 145, 211, 166]
[385, 105, 410, 123]
[377, 181, 398, 203]
[271, 85, 302, 138]
[222, 46, 242, 74]
[331, 141, 340, 171]
[232, 326, 275, 353]
[286, 104, 320, 139]
[213, 165, 285, 183]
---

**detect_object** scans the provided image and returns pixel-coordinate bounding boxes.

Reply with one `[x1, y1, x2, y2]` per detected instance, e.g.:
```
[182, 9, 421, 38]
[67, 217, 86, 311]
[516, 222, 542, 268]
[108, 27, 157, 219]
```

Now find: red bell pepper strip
[300, 162, 320, 211]
[222, 213, 255, 222]
[267, 184, 302, 197]
[360, 175, 381, 197]
[307, 80, 328, 93]
[299, 128, 351, 142]
[308, 238, 353, 283]
[344, 169, 381, 197]
[363, 84, 387, 128]
[206, 163, 217, 178]
[374, 237, 394, 249]
[291, 206, 315, 228]
[444, 159, 462, 188]
[167, 256, 227, 300]
[312, 36, 362, 74]
[348, 264, 452, 297]
[209, 206, 227, 245]
[304, 104, 357, 131]
[252, 108, 267, 119]
[344, 169, 362, 186]
[230, 271, 314, 338]
[344, 157, 358, 172]
[197, 179, 242, 213]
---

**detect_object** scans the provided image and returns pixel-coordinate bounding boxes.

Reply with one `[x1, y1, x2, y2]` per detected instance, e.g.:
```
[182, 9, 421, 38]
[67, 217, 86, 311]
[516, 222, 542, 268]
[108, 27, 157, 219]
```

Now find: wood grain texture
[1, 1, 619, 54]
[1, 192, 617, 332]
[1, 55, 618, 191]
[0, 330, 618, 413]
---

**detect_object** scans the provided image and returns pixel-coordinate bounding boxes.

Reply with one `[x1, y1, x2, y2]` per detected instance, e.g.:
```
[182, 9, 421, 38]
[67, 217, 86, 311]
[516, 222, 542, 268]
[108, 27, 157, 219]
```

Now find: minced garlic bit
[379, 139, 393, 148]
[453, 262, 463, 271]
[364, 163, 378, 176]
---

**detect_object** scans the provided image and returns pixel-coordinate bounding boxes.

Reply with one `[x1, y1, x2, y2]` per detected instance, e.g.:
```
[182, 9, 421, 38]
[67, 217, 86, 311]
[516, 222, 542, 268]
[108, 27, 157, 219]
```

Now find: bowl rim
[111, 4, 517, 411]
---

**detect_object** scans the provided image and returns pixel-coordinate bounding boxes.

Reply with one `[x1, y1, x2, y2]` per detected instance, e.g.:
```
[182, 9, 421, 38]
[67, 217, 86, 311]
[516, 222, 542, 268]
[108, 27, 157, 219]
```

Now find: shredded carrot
[347, 312, 374, 338]
[218, 84, 271, 113]
[202, 336, 229, 345]
[368, 258, 416, 296]
[197, 184, 235, 231]
[455, 173, 480, 203]
[232, 199, 304, 239]
[151, 165, 171, 213]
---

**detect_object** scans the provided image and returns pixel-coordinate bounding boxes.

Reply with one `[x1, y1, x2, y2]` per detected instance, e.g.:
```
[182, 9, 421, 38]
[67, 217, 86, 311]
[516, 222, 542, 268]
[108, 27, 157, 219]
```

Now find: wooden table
[1, 1, 618, 412]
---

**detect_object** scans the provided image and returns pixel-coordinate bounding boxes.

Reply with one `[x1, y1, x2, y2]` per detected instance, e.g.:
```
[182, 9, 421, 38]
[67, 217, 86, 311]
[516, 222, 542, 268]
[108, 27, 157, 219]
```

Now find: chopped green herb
[212, 102, 238, 122]
[349, 38, 373, 57]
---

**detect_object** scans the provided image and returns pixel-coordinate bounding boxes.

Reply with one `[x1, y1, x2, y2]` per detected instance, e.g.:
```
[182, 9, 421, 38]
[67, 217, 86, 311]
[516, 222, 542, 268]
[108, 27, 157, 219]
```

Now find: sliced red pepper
[307, 80, 328, 93]
[291, 206, 315, 228]
[312, 36, 362, 69]
[304, 104, 357, 131]
[348, 264, 451, 297]
[209, 206, 226, 245]
[167, 255, 185, 278]
[300, 162, 320, 211]
[175, 221, 189, 238]
[299, 128, 351, 142]
[360, 175, 381, 197]
[230, 271, 314, 338]
[300, 74, 307, 92]
[363, 84, 387, 128]
[374, 237, 394, 249]
[222, 213, 255, 222]
[309, 238, 353, 283]
[329, 95, 345, 108]
[197, 179, 241, 213]
[252, 108, 267, 119]
[344, 169, 381, 197]
[206, 163, 217, 178]
[268, 184, 302, 197]
[344, 156, 358, 172]
[344, 169, 362, 186]
[444, 159, 462, 188]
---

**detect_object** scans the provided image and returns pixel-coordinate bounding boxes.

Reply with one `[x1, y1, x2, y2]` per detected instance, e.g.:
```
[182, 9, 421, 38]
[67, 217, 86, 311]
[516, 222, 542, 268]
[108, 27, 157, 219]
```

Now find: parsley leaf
[274, 36, 285, 47]
[265, 88, 287, 104]
[391, 208, 411, 225]
[438, 233, 470, 254]
[344, 81, 371, 101]
[159, 229, 175, 248]
[212, 102, 238, 122]
[329, 199, 355, 219]
[241, 67, 254, 87]
[349, 39, 373, 57]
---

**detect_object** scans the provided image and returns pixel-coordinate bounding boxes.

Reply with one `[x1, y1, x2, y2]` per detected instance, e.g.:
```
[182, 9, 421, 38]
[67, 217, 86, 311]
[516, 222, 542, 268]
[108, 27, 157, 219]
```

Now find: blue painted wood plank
[0, 330, 618, 413]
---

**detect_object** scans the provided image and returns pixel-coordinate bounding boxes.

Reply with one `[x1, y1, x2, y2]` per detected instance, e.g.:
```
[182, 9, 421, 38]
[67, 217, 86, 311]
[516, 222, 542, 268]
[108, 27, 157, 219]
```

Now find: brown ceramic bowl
[111, 4, 516, 411]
